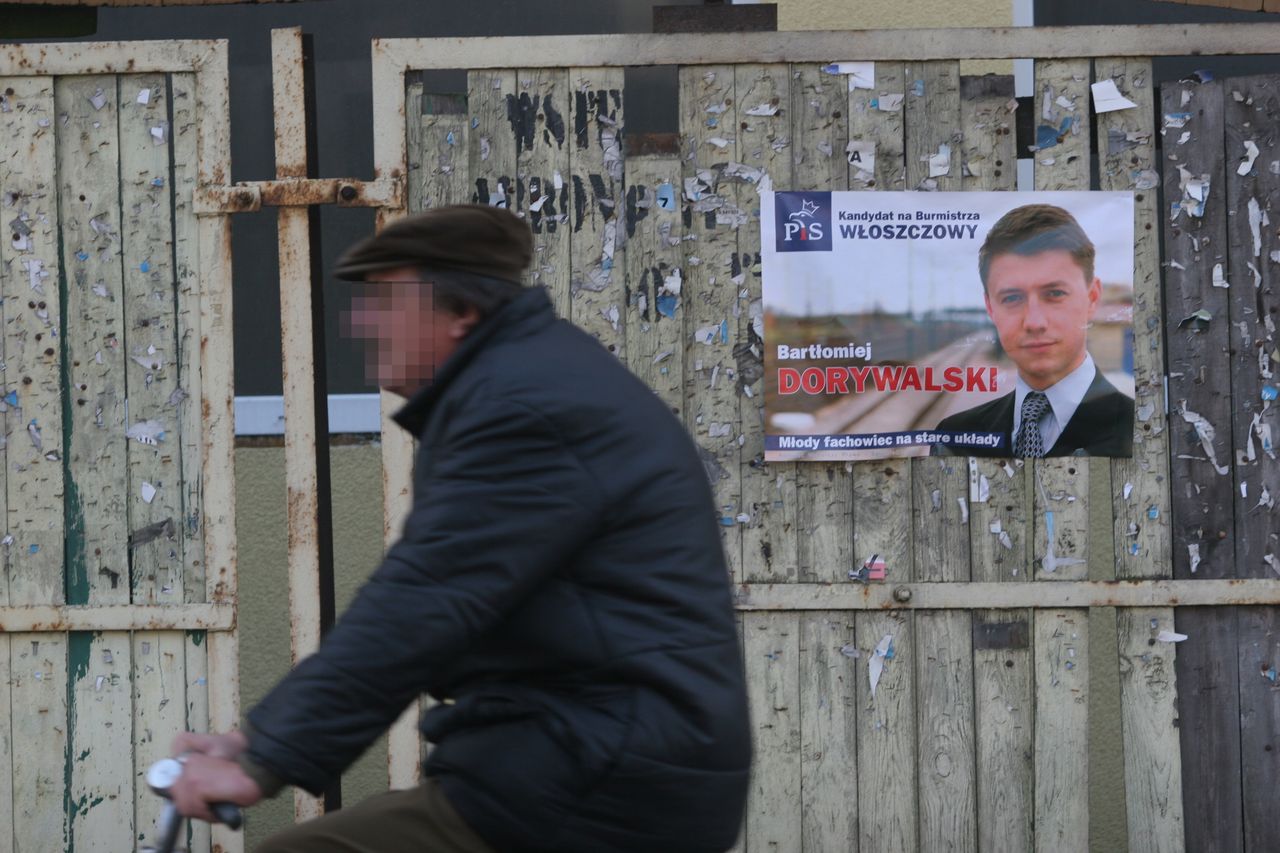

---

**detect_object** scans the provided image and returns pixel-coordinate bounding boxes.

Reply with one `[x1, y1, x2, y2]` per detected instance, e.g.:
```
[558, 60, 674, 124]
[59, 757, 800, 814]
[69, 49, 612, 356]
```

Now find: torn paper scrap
[1157, 630, 1188, 643]
[1212, 263, 1229, 288]
[1249, 197, 1263, 258]
[822, 62, 875, 91]
[1189, 543, 1201, 574]
[744, 102, 779, 117]
[126, 419, 167, 446]
[1238, 140, 1260, 176]
[1091, 79, 1137, 113]
[874, 94, 904, 112]
[141, 482, 157, 504]
[846, 140, 875, 178]
[869, 633, 894, 699]
[927, 144, 951, 178]
[1179, 403, 1230, 475]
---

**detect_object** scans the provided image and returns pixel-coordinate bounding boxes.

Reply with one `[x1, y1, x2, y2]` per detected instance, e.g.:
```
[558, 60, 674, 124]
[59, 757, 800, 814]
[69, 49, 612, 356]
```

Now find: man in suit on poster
[934, 203, 1133, 458]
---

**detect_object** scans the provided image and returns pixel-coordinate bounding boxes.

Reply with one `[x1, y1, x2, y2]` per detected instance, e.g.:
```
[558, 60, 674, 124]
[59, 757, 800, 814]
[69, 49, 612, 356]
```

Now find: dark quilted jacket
[246, 287, 752, 852]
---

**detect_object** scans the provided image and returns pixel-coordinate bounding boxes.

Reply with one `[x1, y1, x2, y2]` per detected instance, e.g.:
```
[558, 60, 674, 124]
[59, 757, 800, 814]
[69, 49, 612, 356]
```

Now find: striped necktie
[1015, 391, 1050, 457]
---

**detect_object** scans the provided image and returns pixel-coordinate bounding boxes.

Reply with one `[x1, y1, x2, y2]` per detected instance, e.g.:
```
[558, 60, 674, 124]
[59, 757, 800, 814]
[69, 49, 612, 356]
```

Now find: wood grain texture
[518, 70, 571, 317]
[958, 72, 1032, 853]
[0, 74, 69, 853]
[743, 611, 801, 853]
[568, 68, 625, 358]
[737, 64, 795, 585]
[853, 463, 917, 853]
[679, 65, 743, 579]
[1223, 73, 1280, 853]
[622, 154, 684, 417]
[466, 70, 517, 213]
[1093, 58, 1185, 853]
[1162, 77, 1245, 853]
[118, 72, 183, 607]
[1033, 609, 1089, 853]
[169, 71, 205, 609]
[55, 74, 136, 853]
[902, 59, 976, 853]
[846, 63, 914, 853]
[1030, 59, 1091, 853]
[791, 67, 853, 584]
[799, 612, 858, 851]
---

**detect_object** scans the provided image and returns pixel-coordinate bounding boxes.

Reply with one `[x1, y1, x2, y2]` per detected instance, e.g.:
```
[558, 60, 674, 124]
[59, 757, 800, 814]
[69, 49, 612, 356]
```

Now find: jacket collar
[391, 286, 556, 435]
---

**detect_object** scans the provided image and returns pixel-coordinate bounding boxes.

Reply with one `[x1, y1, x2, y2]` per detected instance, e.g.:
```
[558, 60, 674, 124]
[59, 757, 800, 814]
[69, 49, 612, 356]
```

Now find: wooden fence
[1, 23, 1278, 853]
[0, 40, 240, 853]
[365, 25, 1280, 853]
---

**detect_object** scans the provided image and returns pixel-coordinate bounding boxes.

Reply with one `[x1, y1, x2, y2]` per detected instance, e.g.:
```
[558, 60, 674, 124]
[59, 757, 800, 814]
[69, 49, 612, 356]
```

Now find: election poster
[762, 191, 1136, 461]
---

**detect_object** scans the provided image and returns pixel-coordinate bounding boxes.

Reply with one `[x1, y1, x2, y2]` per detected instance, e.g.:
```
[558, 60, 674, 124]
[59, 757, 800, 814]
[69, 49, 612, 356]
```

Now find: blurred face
[984, 249, 1101, 391]
[341, 266, 479, 397]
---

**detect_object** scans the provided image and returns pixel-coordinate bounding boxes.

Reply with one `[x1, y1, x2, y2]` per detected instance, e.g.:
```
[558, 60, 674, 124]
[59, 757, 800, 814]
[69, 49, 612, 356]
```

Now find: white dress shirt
[1012, 354, 1096, 453]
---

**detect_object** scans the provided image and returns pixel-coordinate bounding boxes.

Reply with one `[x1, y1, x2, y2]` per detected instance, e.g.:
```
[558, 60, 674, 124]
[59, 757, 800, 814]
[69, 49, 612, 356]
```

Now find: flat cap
[334, 204, 533, 283]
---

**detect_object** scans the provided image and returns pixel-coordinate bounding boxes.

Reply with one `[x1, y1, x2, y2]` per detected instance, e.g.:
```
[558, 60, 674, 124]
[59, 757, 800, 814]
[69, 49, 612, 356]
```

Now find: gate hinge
[194, 177, 403, 215]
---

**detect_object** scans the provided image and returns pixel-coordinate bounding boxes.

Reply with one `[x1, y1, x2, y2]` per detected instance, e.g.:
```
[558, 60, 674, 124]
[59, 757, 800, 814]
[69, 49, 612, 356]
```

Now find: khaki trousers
[255, 778, 494, 853]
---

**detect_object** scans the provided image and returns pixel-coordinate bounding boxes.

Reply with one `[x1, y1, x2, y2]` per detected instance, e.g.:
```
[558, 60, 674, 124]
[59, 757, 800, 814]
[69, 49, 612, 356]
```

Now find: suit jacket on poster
[933, 368, 1134, 457]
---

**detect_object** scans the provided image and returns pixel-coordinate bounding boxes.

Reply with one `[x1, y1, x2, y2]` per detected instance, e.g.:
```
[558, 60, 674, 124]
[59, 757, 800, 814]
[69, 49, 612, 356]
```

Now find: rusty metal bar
[0, 39, 223, 76]
[373, 23, 1280, 70]
[0, 604, 235, 632]
[733, 579, 1280, 611]
[271, 25, 335, 823]
[192, 178, 402, 215]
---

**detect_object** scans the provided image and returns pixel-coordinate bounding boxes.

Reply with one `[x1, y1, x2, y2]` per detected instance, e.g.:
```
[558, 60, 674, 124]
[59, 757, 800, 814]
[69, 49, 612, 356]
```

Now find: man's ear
[448, 305, 483, 340]
[1086, 276, 1102, 315]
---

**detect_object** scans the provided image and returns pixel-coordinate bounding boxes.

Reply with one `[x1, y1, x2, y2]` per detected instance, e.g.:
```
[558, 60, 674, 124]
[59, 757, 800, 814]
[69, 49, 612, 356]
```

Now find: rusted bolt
[893, 586, 912, 603]
[339, 184, 358, 202]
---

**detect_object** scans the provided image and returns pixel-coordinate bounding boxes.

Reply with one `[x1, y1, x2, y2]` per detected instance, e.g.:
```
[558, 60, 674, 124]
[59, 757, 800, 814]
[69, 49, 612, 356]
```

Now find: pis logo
[775, 191, 832, 252]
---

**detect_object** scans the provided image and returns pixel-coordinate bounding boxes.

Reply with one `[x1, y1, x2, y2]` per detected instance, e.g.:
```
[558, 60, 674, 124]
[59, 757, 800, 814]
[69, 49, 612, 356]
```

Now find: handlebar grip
[212, 802, 244, 831]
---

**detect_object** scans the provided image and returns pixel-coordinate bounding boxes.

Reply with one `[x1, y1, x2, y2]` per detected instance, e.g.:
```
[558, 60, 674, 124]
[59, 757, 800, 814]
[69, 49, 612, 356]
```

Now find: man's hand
[172, 730, 249, 761]
[168, 753, 263, 823]
[168, 731, 259, 822]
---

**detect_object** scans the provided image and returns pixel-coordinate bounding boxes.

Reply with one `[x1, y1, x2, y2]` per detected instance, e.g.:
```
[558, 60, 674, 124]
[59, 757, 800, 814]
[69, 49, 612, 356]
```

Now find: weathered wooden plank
[373, 25, 1280, 71]
[466, 70, 517, 213]
[742, 611, 801, 853]
[170, 71, 205, 609]
[622, 151, 684, 416]
[184, 629, 211, 853]
[1032, 609, 1089, 853]
[192, 42, 242, 853]
[0, 633, 11, 853]
[853, 464, 917, 853]
[737, 64, 794, 586]
[55, 74, 136, 853]
[119, 71, 183, 606]
[845, 63, 914, 853]
[958, 72, 1031, 853]
[1, 75, 65, 607]
[1161, 76, 1244, 853]
[9, 633, 68, 853]
[568, 68, 625, 357]
[1031, 58, 1092, 853]
[0, 75, 69, 851]
[903, 60, 976, 853]
[798, 612, 857, 851]
[791, 65, 852, 583]
[1224, 72, 1280, 853]
[517, 70, 571, 317]
[679, 65, 743, 579]
[1095, 58, 1185, 853]
[132, 631, 186, 850]
[416, 92, 470, 213]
